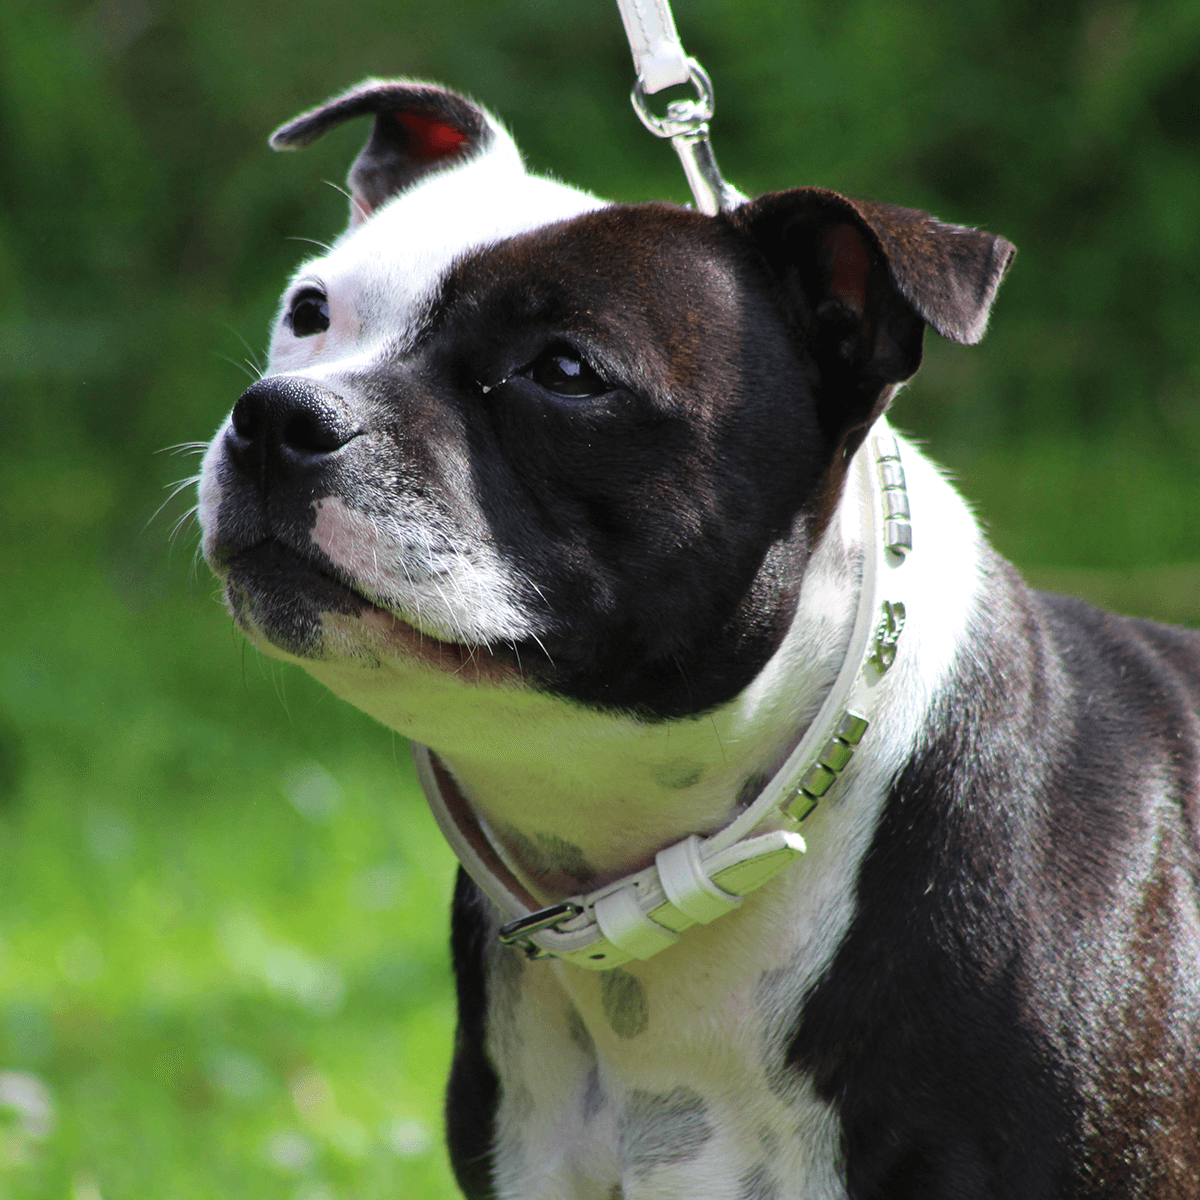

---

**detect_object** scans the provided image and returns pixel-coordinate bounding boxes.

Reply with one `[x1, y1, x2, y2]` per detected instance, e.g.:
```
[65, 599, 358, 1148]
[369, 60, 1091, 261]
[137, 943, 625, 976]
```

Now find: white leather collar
[413, 416, 912, 970]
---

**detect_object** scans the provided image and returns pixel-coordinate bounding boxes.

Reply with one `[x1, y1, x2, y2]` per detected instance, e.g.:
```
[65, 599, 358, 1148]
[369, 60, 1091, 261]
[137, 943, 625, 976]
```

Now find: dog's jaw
[294, 438, 983, 911]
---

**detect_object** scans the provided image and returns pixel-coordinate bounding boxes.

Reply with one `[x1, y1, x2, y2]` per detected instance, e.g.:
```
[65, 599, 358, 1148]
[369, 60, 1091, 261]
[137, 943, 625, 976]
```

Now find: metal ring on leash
[631, 58, 715, 138]
[616, 3, 745, 215]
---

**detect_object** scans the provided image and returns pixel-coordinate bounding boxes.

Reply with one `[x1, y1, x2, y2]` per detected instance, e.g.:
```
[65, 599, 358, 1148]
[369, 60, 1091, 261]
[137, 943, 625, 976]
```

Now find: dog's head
[198, 80, 1013, 727]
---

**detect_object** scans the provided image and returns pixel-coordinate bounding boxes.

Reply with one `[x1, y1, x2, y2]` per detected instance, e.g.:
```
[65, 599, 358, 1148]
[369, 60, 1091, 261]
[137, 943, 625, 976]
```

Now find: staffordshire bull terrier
[197, 79, 1200, 1199]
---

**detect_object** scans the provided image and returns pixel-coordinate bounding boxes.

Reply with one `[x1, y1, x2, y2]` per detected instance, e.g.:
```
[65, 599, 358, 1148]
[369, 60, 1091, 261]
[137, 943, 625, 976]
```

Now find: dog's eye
[288, 289, 330, 338]
[525, 347, 608, 399]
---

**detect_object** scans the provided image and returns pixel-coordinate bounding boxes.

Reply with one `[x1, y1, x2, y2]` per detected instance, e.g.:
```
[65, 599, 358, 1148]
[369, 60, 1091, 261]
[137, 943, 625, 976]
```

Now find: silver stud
[799, 763, 837, 797]
[872, 434, 900, 461]
[836, 711, 870, 745]
[786, 792, 819, 822]
[818, 738, 854, 773]
[885, 519, 912, 555]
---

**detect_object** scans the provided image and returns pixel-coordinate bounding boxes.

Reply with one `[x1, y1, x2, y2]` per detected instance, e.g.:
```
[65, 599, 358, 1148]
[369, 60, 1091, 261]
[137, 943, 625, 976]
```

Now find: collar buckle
[497, 902, 584, 959]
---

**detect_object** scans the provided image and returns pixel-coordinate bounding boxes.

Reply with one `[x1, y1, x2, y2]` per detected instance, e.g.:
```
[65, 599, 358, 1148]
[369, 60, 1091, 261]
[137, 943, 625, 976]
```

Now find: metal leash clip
[631, 58, 746, 216]
[615, 0, 745, 215]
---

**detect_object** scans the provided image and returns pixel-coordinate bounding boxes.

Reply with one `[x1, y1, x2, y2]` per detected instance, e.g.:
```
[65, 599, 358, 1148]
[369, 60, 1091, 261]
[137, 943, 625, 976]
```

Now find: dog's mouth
[221, 539, 515, 678]
[220, 539, 371, 654]
[226, 538, 369, 610]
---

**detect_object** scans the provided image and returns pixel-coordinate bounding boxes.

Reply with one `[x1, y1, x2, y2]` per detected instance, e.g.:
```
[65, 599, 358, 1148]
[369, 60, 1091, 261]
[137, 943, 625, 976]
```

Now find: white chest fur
[486, 883, 848, 1200]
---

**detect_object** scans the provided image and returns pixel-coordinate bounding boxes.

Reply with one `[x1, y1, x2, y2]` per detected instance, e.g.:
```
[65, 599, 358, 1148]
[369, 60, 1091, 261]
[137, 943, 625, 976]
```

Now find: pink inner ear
[394, 112, 468, 161]
[822, 223, 870, 317]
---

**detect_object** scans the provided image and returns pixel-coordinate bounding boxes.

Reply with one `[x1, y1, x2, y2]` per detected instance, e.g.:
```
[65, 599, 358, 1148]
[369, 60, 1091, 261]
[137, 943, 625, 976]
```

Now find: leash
[412, 419, 913, 970]
[613, 0, 745, 214]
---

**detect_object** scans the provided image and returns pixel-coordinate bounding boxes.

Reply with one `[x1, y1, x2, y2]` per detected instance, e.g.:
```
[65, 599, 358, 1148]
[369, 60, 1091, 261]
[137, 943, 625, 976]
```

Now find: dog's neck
[424, 470, 868, 903]
[299, 434, 984, 910]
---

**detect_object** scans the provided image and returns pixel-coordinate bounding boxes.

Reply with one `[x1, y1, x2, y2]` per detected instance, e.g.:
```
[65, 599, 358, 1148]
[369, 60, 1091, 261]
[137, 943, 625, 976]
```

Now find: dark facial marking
[421, 204, 830, 718]
[601, 969, 649, 1039]
[618, 1087, 713, 1178]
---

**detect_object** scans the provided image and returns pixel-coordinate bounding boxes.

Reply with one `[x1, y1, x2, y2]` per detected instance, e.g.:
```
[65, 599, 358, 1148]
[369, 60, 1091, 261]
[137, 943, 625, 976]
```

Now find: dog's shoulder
[1036, 587, 1200, 711]
[788, 564, 1200, 1199]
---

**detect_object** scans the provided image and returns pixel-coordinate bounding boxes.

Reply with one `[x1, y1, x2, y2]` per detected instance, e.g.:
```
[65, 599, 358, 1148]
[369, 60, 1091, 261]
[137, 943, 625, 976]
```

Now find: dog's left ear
[270, 78, 516, 228]
[729, 187, 1015, 440]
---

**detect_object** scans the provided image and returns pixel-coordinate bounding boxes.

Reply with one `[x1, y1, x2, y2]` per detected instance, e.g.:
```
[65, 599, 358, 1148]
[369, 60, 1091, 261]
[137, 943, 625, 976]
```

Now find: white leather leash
[613, 0, 745, 215]
[413, 419, 914, 971]
[614, 0, 691, 94]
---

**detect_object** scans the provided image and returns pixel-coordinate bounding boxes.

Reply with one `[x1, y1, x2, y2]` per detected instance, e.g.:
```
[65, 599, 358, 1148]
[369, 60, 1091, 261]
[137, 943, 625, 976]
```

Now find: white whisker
[147, 474, 202, 528]
[287, 235, 335, 253]
[219, 323, 266, 377]
[214, 352, 259, 382]
[169, 504, 199, 544]
[322, 179, 369, 224]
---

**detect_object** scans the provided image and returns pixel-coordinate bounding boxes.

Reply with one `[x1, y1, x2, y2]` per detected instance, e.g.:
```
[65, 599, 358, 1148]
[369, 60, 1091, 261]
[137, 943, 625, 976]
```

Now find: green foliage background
[1, 0, 1197, 1196]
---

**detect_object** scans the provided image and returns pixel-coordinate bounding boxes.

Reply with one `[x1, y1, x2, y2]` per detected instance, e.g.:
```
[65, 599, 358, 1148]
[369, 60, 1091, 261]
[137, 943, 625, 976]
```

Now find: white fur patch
[267, 138, 606, 381]
[199, 118, 607, 652]
[310, 495, 536, 644]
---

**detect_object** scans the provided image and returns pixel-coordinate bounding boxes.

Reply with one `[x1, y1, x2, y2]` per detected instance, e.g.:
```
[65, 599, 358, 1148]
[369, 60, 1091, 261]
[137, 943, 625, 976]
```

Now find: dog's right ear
[270, 79, 516, 228]
[728, 188, 1014, 449]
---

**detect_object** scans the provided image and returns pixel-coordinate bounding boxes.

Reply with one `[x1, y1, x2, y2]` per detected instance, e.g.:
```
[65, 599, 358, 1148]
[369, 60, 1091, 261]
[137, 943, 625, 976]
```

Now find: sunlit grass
[0, 526, 460, 1199]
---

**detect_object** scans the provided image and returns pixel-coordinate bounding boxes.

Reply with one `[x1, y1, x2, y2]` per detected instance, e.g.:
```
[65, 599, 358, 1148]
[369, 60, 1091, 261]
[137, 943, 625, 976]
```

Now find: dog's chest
[480, 850, 874, 1200]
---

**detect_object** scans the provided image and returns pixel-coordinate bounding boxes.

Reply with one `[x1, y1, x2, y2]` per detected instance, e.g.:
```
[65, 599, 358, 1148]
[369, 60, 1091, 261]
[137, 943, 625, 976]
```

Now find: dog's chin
[221, 540, 368, 658]
[221, 540, 520, 680]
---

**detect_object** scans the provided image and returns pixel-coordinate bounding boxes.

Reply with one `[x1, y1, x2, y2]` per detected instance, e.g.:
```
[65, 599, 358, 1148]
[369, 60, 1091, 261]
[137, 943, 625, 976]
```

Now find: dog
[197, 79, 1200, 1199]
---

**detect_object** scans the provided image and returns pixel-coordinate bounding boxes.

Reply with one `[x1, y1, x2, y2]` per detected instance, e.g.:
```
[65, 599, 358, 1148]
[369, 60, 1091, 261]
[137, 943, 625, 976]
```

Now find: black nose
[225, 377, 359, 485]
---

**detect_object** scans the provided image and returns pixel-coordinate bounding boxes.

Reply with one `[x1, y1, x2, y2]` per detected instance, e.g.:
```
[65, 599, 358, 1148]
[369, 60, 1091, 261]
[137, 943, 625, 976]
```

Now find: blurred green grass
[2, 505, 462, 1197]
[1, 0, 1198, 1196]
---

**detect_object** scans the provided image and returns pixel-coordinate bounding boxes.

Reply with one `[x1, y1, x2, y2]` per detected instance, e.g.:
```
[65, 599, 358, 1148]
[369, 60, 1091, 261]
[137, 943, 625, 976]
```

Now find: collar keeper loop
[656, 835, 742, 924]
